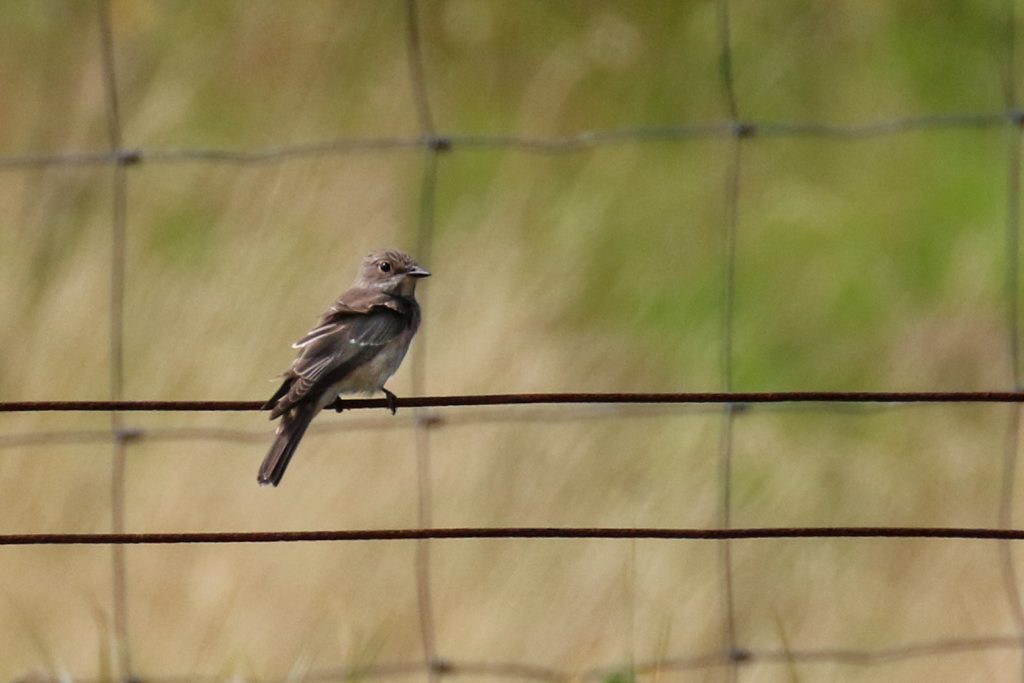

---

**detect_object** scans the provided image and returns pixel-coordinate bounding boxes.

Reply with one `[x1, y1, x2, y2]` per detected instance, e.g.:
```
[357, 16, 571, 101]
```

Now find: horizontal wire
[0, 406, 709, 449]
[5, 526, 1024, 546]
[14, 636, 1023, 683]
[0, 399, 978, 451]
[4, 402, 943, 451]
[0, 111, 1022, 170]
[755, 637, 1023, 666]
[2, 391, 1024, 413]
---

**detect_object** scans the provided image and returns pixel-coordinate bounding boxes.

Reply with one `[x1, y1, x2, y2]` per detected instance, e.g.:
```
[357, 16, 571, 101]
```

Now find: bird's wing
[268, 290, 411, 416]
[292, 288, 408, 349]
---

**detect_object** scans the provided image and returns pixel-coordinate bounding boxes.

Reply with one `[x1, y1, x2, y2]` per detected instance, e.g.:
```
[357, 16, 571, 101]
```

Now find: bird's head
[355, 249, 430, 295]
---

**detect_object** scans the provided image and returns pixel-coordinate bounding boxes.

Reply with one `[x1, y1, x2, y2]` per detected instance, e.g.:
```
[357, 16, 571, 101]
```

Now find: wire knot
[427, 136, 453, 152]
[429, 657, 454, 674]
[114, 427, 144, 444]
[728, 646, 752, 663]
[733, 122, 756, 138]
[726, 402, 751, 415]
[416, 412, 444, 429]
[116, 149, 143, 166]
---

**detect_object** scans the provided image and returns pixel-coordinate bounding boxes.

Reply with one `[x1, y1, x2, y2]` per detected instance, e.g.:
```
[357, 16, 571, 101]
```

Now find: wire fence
[3, 0, 1024, 680]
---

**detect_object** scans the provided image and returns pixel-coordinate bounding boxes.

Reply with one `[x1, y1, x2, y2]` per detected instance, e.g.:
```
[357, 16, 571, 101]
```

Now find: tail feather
[258, 408, 315, 487]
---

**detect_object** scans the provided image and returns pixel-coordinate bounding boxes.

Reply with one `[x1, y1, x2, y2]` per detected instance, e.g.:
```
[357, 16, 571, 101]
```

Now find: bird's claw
[329, 397, 346, 413]
[383, 388, 398, 415]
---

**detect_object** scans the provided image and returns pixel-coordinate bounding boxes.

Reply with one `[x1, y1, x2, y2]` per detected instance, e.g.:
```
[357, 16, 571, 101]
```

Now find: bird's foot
[383, 388, 398, 415]
[329, 396, 346, 413]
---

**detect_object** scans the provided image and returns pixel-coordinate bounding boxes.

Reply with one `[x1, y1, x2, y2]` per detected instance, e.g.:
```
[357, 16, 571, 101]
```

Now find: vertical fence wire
[97, 0, 132, 676]
[716, 0, 743, 676]
[405, 0, 442, 675]
[999, 1, 1024, 679]
[405, 0, 435, 138]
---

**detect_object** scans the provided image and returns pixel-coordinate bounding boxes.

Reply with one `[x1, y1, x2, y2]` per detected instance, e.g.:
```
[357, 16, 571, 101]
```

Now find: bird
[258, 249, 430, 486]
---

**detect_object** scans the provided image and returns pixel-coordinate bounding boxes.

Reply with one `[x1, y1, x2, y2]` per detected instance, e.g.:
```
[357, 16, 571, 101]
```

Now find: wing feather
[292, 288, 408, 348]
[270, 291, 413, 414]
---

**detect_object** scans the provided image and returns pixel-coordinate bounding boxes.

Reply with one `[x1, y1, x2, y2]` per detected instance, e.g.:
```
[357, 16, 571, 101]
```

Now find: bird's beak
[406, 264, 431, 278]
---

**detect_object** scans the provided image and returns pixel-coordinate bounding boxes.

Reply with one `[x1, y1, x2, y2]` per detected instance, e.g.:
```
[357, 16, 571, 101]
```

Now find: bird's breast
[330, 334, 413, 399]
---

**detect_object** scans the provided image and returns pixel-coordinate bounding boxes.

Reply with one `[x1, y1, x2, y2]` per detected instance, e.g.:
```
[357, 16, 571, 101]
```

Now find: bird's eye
[378, 261, 392, 273]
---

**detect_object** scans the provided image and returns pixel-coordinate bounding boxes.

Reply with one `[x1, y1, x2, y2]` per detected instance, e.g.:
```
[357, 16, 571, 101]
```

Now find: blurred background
[1, 0, 1023, 680]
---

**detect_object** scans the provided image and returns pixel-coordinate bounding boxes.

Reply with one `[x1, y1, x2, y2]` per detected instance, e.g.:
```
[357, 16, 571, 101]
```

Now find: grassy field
[1, 1, 1023, 680]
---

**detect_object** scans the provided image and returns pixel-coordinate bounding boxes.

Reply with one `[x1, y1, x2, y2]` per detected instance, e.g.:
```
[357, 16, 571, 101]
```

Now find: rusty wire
[3, 391, 1024, 414]
[4, 526, 1024, 546]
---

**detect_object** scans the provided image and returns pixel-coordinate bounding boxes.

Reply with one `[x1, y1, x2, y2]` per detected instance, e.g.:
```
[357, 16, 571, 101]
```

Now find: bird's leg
[329, 396, 346, 413]
[382, 388, 398, 415]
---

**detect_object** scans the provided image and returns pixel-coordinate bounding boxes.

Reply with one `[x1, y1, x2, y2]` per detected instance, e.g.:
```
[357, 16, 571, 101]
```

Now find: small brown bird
[258, 249, 429, 486]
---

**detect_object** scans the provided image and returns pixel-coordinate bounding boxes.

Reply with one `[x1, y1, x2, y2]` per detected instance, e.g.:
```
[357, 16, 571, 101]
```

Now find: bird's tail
[258, 407, 315, 487]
